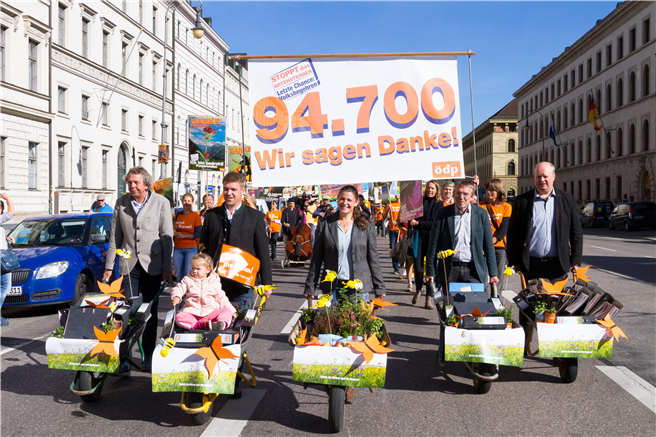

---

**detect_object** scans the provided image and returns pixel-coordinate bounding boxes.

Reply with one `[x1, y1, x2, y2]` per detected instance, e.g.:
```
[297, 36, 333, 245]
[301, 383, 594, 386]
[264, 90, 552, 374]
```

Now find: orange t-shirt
[388, 202, 401, 231]
[480, 202, 512, 247]
[174, 211, 202, 249]
[442, 199, 454, 206]
[266, 210, 282, 233]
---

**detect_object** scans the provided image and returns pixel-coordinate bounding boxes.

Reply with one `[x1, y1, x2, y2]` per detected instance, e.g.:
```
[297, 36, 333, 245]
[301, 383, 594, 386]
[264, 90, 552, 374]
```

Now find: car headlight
[35, 261, 69, 279]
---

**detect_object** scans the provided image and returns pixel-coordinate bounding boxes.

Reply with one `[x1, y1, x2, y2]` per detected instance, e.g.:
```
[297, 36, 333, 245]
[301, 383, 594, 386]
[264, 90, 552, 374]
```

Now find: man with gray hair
[103, 166, 174, 376]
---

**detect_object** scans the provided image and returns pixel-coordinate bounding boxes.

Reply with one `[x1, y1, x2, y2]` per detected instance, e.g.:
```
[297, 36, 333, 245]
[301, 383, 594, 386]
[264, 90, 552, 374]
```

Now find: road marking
[280, 301, 308, 335]
[590, 245, 616, 252]
[201, 389, 266, 436]
[0, 333, 51, 357]
[590, 267, 653, 285]
[644, 255, 655, 259]
[596, 366, 656, 414]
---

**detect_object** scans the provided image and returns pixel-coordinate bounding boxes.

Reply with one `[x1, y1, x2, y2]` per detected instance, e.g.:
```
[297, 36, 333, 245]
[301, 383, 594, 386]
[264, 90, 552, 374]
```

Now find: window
[595, 135, 601, 161]
[0, 26, 5, 81]
[152, 6, 157, 35]
[58, 4, 66, 46]
[606, 132, 612, 159]
[564, 74, 568, 92]
[152, 120, 157, 140]
[139, 0, 143, 24]
[200, 79, 203, 102]
[571, 70, 575, 88]
[644, 65, 650, 97]
[138, 156, 143, 167]
[596, 89, 601, 115]
[629, 71, 636, 102]
[606, 84, 612, 112]
[58, 87, 66, 113]
[121, 109, 128, 131]
[152, 159, 156, 178]
[508, 161, 515, 176]
[0, 137, 5, 188]
[578, 99, 583, 123]
[644, 18, 651, 44]
[102, 150, 108, 189]
[629, 27, 636, 52]
[617, 176, 622, 200]
[587, 58, 592, 79]
[540, 92, 543, 107]
[578, 181, 582, 201]
[28, 40, 38, 92]
[617, 78, 623, 107]
[570, 181, 574, 195]
[101, 102, 108, 126]
[617, 128, 623, 156]
[596, 52, 601, 73]
[586, 180, 591, 201]
[102, 31, 109, 68]
[557, 110, 561, 131]
[138, 115, 144, 136]
[193, 74, 196, 99]
[122, 43, 127, 76]
[81, 147, 88, 188]
[139, 53, 143, 85]
[586, 138, 591, 163]
[618, 35, 624, 59]
[28, 142, 37, 189]
[206, 84, 210, 106]
[82, 19, 89, 58]
[643, 120, 650, 152]
[551, 84, 554, 101]
[578, 64, 583, 83]
[606, 44, 612, 67]
[176, 64, 180, 90]
[557, 80, 561, 97]
[606, 178, 611, 200]
[185, 69, 188, 94]
[629, 124, 635, 154]
[152, 61, 157, 92]
[570, 103, 575, 125]
[563, 106, 568, 129]
[578, 140, 583, 165]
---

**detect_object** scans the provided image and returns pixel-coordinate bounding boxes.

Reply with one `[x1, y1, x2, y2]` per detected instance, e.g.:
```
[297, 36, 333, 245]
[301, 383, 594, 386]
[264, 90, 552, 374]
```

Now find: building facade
[50, 0, 173, 214]
[172, 0, 228, 206]
[462, 99, 519, 199]
[1, 1, 53, 221]
[224, 56, 250, 183]
[514, 1, 655, 206]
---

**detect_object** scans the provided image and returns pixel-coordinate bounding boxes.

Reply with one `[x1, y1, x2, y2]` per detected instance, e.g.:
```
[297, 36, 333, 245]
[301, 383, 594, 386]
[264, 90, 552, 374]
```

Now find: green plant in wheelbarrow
[534, 301, 548, 323]
[543, 306, 557, 324]
[495, 307, 513, 328]
[50, 326, 65, 338]
[446, 314, 460, 328]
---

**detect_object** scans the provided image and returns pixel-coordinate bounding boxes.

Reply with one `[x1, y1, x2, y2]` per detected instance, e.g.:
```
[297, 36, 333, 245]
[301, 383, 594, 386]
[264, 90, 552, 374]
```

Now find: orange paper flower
[347, 335, 394, 364]
[540, 278, 569, 294]
[574, 265, 591, 282]
[596, 314, 627, 342]
[85, 298, 110, 309]
[193, 336, 239, 379]
[472, 306, 491, 317]
[97, 276, 126, 299]
[90, 326, 121, 358]
[371, 297, 397, 312]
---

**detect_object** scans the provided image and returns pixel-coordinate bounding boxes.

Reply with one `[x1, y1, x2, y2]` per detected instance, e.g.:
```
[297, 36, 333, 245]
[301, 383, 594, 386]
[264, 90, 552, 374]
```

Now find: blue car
[3, 212, 115, 315]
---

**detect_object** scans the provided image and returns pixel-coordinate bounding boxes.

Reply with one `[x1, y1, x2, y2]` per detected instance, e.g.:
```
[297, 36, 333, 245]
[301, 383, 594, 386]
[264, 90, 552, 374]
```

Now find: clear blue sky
[203, 1, 619, 136]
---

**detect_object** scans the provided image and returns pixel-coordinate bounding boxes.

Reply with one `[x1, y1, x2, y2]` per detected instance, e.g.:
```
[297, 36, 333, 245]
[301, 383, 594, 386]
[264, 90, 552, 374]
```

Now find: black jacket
[506, 188, 583, 275]
[281, 207, 300, 236]
[414, 198, 443, 236]
[199, 204, 273, 288]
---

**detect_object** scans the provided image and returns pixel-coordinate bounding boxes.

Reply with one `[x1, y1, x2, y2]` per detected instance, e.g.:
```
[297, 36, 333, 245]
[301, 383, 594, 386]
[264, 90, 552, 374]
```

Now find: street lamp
[160, 0, 204, 180]
[523, 109, 545, 162]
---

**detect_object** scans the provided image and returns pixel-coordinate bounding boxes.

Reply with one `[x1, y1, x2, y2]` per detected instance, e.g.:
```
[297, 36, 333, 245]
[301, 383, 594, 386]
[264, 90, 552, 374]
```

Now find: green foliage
[152, 370, 237, 393]
[495, 307, 513, 322]
[539, 339, 613, 359]
[311, 291, 385, 340]
[446, 314, 458, 326]
[128, 318, 139, 326]
[50, 326, 65, 338]
[233, 296, 264, 320]
[102, 319, 120, 333]
[292, 363, 387, 388]
[545, 306, 557, 314]
[534, 301, 548, 315]
[300, 307, 315, 324]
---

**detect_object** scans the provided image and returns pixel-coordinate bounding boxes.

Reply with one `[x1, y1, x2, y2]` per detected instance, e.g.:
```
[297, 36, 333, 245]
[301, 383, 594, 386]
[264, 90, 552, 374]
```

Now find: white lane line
[280, 301, 308, 335]
[590, 245, 616, 252]
[201, 389, 266, 437]
[644, 255, 655, 259]
[597, 366, 656, 414]
[590, 267, 653, 285]
[0, 333, 51, 357]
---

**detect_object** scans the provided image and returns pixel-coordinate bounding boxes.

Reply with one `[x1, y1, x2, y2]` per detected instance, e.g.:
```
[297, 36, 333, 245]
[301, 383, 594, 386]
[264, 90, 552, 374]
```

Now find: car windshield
[9, 218, 88, 246]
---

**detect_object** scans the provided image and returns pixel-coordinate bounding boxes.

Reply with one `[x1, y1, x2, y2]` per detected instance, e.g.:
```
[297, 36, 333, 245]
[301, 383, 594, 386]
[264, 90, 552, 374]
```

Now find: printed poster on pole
[249, 56, 465, 186]
[188, 116, 226, 172]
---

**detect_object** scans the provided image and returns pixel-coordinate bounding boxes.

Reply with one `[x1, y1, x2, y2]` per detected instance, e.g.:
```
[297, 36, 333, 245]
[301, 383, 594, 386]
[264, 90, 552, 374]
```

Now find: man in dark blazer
[426, 180, 499, 289]
[199, 172, 273, 300]
[506, 162, 583, 282]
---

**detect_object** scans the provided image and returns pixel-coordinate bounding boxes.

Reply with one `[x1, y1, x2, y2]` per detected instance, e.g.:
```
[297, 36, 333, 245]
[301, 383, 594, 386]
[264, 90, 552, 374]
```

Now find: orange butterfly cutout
[346, 335, 394, 364]
[596, 314, 627, 342]
[472, 306, 491, 317]
[540, 279, 572, 296]
[194, 336, 239, 379]
[574, 265, 591, 282]
[371, 297, 398, 312]
[90, 326, 121, 358]
[85, 298, 110, 309]
[97, 276, 126, 299]
[297, 327, 308, 345]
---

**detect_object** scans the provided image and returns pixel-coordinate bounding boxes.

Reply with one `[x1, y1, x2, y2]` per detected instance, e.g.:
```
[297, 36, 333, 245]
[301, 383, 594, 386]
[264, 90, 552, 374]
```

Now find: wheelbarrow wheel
[558, 357, 578, 383]
[473, 363, 494, 394]
[187, 392, 214, 425]
[328, 385, 346, 433]
[79, 371, 103, 403]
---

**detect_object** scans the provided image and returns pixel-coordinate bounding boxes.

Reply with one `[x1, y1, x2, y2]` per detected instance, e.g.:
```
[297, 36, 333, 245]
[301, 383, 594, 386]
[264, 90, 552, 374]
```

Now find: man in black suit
[199, 172, 273, 300]
[507, 162, 583, 282]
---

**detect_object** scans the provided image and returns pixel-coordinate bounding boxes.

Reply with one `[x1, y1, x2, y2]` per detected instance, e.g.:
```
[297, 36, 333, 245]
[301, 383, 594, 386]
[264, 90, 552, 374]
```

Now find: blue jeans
[173, 247, 197, 281]
[1, 271, 11, 311]
[388, 230, 400, 271]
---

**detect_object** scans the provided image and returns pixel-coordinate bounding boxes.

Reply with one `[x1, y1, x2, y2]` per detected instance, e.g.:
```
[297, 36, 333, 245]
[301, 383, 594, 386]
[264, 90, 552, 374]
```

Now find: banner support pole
[468, 53, 478, 177]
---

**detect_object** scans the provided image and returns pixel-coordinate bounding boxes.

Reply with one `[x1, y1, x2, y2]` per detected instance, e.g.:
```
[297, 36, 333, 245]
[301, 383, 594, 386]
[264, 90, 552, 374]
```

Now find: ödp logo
[432, 161, 461, 178]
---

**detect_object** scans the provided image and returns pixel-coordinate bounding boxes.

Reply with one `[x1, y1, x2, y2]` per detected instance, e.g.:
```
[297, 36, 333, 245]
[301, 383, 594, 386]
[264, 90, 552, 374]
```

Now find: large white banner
[249, 57, 464, 186]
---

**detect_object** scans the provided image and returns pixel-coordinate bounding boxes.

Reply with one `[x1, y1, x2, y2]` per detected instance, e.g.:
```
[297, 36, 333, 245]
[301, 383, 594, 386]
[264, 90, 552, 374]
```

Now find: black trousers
[519, 257, 568, 336]
[269, 232, 279, 259]
[413, 232, 433, 295]
[448, 262, 481, 283]
[121, 262, 162, 360]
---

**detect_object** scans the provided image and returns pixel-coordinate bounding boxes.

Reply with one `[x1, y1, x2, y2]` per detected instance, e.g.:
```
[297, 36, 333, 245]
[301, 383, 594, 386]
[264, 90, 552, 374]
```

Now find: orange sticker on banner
[432, 161, 461, 178]
[216, 244, 260, 287]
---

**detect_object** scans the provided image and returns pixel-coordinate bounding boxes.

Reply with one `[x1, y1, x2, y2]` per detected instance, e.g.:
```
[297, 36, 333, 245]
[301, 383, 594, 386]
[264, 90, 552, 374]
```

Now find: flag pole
[468, 54, 478, 177]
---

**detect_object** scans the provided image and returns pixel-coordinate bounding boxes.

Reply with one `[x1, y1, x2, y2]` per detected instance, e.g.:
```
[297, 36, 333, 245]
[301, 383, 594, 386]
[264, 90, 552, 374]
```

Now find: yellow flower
[438, 249, 459, 259]
[310, 294, 332, 309]
[321, 270, 337, 283]
[503, 267, 514, 277]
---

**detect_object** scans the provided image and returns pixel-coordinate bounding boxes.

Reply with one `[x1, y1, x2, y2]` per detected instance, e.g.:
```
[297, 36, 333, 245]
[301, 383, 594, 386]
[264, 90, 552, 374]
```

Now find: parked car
[2, 212, 114, 315]
[609, 201, 656, 231]
[580, 201, 614, 228]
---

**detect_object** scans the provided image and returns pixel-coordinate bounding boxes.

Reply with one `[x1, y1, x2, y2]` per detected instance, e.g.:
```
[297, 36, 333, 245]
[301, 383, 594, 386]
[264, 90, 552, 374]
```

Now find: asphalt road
[1, 228, 654, 436]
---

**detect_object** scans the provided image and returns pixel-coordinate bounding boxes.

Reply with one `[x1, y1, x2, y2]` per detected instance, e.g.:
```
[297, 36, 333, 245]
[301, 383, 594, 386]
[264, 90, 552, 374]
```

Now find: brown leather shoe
[345, 386, 354, 400]
[425, 296, 435, 309]
[412, 288, 423, 304]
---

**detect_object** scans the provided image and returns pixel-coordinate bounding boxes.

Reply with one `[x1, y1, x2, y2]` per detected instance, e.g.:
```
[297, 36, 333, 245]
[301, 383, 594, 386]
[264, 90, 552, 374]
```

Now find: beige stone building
[514, 1, 654, 206]
[462, 99, 519, 199]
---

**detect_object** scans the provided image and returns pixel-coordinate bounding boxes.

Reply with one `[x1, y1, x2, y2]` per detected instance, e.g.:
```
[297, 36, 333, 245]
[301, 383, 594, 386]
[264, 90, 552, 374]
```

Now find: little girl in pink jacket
[171, 253, 237, 331]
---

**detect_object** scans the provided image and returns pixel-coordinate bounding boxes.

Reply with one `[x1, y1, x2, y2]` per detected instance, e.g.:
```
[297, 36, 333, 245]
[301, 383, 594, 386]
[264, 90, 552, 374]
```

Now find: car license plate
[9, 286, 22, 295]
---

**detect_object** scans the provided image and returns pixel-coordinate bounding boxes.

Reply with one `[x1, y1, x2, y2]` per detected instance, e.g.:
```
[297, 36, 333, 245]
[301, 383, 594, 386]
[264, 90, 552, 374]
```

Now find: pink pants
[175, 307, 233, 330]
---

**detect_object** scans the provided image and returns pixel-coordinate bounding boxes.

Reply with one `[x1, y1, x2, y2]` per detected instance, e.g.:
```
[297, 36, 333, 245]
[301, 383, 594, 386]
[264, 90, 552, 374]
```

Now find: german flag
[589, 101, 602, 131]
